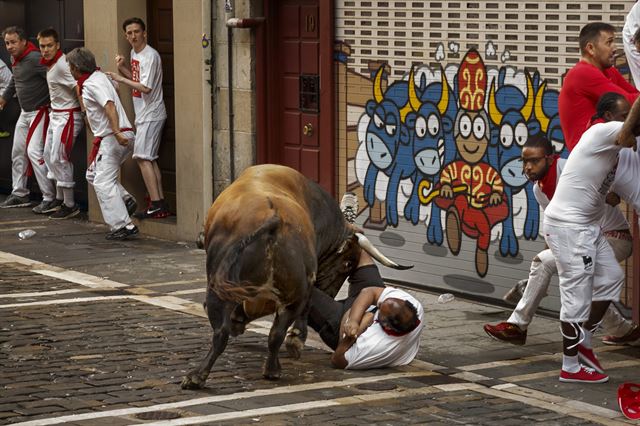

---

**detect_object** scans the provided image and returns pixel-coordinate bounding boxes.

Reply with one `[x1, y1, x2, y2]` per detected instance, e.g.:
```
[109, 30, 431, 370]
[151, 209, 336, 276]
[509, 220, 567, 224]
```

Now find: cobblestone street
[1, 207, 639, 425]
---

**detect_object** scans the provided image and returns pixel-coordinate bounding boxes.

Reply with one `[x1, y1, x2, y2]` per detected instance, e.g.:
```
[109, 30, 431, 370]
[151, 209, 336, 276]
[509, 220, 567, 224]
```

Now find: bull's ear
[366, 100, 377, 116]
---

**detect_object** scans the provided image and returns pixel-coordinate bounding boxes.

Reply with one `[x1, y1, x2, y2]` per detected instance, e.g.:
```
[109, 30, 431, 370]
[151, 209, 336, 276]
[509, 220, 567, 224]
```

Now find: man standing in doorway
[107, 17, 169, 219]
[0, 26, 55, 211]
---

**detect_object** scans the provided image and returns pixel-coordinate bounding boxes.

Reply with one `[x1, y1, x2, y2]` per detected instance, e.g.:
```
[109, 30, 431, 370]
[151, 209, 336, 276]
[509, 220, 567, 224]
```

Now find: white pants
[11, 109, 55, 200]
[44, 110, 83, 188]
[508, 235, 633, 336]
[86, 131, 135, 231]
[133, 119, 165, 161]
[544, 222, 624, 323]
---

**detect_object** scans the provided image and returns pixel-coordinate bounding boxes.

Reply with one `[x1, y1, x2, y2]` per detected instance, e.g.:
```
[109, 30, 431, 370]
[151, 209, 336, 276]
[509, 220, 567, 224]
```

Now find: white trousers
[86, 131, 135, 231]
[543, 222, 624, 323]
[11, 109, 55, 200]
[623, 38, 640, 90]
[508, 235, 633, 336]
[133, 119, 165, 161]
[44, 111, 84, 188]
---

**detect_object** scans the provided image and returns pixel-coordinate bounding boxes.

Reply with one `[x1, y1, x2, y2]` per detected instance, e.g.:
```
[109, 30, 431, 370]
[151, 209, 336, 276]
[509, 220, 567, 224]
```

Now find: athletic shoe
[578, 344, 605, 374]
[0, 194, 31, 208]
[602, 324, 640, 346]
[503, 279, 527, 305]
[483, 322, 527, 345]
[0, 131, 10, 138]
[105, 225, 139, 241]
[124, 197, 137, 217]
[49, 204, 80, 220]
[340, 192, 358, 224]
[559, 365, 608, 383]
[32, 199, 63, 214]
[133, 205, 170, 219]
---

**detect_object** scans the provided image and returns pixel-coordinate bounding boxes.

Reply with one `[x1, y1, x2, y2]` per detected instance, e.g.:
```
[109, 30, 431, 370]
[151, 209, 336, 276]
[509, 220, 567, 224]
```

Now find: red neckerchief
[537, 155, 560, 201]
[75, 67, 100, 95]
[11, 42, 39, 67]
[376, 318, 421, 337]
[39, 49, 62, 67]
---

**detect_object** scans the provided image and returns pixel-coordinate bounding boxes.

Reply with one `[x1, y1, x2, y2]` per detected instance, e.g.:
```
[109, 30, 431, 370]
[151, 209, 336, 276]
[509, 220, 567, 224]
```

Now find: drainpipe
[224, 1, 265, 182]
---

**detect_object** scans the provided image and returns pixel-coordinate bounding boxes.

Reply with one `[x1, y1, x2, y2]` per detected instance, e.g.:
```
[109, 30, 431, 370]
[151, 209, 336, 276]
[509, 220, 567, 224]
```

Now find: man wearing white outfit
[66, 47, 139, 240]
[0, 58, 18, 138]
[623, 1, 640, 89]
[107, 17, 169, 219]
[0, 26, 55, 211]
[543, 93, 640, 384]
[37, 28, 83, 219]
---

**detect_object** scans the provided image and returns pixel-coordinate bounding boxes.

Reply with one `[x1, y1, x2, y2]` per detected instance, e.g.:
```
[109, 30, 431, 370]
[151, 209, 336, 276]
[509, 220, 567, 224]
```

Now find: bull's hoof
[285, 333, 304, 360]
[262, 359, 281, 380]
[181, 372, 207, 389]
[262, 369, 281, 380]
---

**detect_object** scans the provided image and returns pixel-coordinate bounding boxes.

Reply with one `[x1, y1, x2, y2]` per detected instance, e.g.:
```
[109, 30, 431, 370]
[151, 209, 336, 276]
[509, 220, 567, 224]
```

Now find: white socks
[562, 354, 580, 373]
[62, 188, 75, 208]
[582, 329, 593, 349]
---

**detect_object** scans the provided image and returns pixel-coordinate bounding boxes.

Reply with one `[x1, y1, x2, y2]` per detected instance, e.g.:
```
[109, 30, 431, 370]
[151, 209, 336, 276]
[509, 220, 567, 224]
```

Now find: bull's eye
[374, 114, 384, 129]
[515, 122, 528, 146]
[459, 114, 472, 138]
[386, 124, 397, 136]
[473, 116, 486, 140]
[427, 114, 440, 137]
[415, 116, 427, 137]
[500, 124, 513, 147]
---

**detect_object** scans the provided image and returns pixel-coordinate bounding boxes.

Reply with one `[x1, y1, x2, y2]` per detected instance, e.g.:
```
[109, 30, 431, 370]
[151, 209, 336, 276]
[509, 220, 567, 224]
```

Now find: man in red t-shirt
[559, 22, 639, 151]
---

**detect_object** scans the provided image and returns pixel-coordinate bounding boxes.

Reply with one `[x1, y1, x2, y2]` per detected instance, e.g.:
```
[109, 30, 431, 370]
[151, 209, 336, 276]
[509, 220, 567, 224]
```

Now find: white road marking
[0, 295, 134, 308]
[31, 269, 128, 289]
[0, 288, 90, 298]
[0, 219, 48, 226]
[0, 226, 47, 233]
[168, 288, 205, 295]
[11, 371, 437, 426]
[141, 279, 207, 288]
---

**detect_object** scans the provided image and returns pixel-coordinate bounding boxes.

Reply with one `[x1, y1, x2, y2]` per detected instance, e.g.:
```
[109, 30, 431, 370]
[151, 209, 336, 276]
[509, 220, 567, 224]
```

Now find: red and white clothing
[344, 287, 424, 369]
[509, 157, 632, 336]
[543, 122, 625, 323]
[130, 45, 166, 161]
[82, 70, 135, 231]
[43, 53, 83, 188]
[559, 61, 638, 151]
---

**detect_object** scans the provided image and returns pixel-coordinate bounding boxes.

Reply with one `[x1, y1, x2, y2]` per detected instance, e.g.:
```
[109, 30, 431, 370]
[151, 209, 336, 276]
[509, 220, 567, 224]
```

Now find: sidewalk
[1, 201, 639, 425]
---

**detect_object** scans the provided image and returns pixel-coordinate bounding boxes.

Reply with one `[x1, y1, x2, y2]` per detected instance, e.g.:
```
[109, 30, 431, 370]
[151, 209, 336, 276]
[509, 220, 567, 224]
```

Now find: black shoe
[49, 204, 80, 220]
[133, 205, 170, 219]
[33, 199, 63, 214]
[124, 197, 137, 216]
[105, 225, 139, 240]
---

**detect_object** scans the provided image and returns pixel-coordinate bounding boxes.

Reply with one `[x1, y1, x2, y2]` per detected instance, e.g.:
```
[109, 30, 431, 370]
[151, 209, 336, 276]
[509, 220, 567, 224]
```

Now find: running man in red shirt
[559, 22, 639, 151]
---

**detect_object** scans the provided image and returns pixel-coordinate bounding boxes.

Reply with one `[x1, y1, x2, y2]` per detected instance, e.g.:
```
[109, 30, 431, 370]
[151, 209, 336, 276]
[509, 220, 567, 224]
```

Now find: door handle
[303, 123, 314, 136]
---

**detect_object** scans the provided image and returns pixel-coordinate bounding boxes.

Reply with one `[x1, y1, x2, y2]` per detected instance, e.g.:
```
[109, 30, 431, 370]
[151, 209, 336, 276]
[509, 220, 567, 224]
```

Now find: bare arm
[105, 71, 152, 94]
[103, 101, 128, 146]
[617, 96, 640, 149]
[115, 54, 133, 79]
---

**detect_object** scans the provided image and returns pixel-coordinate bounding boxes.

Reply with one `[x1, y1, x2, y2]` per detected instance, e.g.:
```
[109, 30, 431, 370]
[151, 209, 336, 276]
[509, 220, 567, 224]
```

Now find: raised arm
[617, 96, 640, 149]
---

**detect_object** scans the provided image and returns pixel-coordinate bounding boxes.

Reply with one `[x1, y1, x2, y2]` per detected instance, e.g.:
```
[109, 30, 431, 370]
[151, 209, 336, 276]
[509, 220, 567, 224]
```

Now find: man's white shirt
[344, 287, 424, 369]
[47, 55, 79, 110]
[544, 121, 623, 226]
[82, 71, 132, 138]
[130, 45, 166, 124]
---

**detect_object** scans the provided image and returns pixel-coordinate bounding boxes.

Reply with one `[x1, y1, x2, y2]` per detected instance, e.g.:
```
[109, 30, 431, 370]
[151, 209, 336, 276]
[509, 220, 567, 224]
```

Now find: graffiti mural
[342, 43, 565, 278]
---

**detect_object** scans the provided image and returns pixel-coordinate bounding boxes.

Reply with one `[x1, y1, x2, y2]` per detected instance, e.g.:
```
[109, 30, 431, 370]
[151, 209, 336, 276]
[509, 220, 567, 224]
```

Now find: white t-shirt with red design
[130, 44, 166, 124]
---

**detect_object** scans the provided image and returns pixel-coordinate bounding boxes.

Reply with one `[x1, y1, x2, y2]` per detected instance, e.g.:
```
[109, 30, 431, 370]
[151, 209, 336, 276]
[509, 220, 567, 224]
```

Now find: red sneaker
[483, 322, 527, 345]
[618, 383, 640, 420]
[602, 324, 640, 346]
[577, 345, 604, 374]
[559, 365, 608, 383]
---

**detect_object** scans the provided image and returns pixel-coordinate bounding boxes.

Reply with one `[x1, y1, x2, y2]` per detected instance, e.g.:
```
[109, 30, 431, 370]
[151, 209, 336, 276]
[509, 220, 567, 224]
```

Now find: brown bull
[181, 165, 410, 389]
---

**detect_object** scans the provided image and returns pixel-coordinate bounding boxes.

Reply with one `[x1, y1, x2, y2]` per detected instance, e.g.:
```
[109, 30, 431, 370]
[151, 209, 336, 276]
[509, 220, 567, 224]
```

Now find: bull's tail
[210, 214, 281, 303]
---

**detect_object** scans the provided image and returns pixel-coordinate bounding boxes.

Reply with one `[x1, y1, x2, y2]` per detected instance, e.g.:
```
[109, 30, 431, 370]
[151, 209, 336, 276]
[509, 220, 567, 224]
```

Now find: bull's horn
[535, 81, 550, 133]
[437, 66, 449, 115]
[408, 68, 421, 112]
[355, 232, 414, 270]
[522, 72, 534, 121]
[374, 66, 384, 103]
[488, 77, 502, 126]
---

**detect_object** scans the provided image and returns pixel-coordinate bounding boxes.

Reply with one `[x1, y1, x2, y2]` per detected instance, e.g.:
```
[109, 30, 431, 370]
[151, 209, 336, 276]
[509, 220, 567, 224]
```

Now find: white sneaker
[340, 192, 358, 224]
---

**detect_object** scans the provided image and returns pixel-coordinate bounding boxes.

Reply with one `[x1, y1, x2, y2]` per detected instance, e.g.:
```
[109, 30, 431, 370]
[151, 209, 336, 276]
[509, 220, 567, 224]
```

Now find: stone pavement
[0, 203, 639, 425]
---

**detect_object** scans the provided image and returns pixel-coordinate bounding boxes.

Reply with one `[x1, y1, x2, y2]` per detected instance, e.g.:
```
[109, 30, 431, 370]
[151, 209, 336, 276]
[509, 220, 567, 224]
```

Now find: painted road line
[0, 295, 134, 309]
[0, 288, 92, 299]
[142, 279, 207, 288]
[480, 384, 630, 425]
[0, 219, 48, 226]
[500, 359, 640, 383]
[11, 371, 437, 426]
[31, 269, 128, 289]
[140, 386, 443, 426]
[0, 251, 48, 266]
[168, 288, 206, 296]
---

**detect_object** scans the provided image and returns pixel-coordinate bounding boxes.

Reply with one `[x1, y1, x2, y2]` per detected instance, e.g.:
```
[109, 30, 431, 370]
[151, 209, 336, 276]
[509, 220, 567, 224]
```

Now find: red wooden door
[258, 0, 334, 194]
